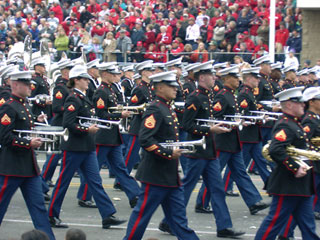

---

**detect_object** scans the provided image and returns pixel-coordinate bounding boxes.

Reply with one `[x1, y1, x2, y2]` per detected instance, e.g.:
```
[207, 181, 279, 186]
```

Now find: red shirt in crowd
[253, 43, 269, 58]
[275, 28, 289, 47]
[72, 6, 81, 21]
[156, 32, 172, 45]
[88, 3, 101, 14]
[144, 31, 156, 48]
[91, 25, 106, 37]
[50, 4, 63, 23]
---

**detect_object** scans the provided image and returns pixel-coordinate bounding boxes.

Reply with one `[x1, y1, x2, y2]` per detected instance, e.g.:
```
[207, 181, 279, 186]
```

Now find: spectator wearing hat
[200, 17, 213, 44]
[286, 29, 302, 54]
[54, 28, 69, 61]
[168, 39, 184, 60]
[208, 40, 221, 62]
[115, 24, 130, 39]
[131, 41, 146, 63]
[102, 32, 117, 62]
[190, 42, 209, 63]
[130, 20, 145, 46]
[196, 7, 210, 27]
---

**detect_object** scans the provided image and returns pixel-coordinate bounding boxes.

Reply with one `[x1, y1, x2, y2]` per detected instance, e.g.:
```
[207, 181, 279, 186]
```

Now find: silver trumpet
[196, 118, 244, 131]
[77, 116, 121, 129]
[224, 114, 277, 124]
[108, 103, 147, 114]
[160, 136, 206, 154]
[250, 111, 282, 118]
[28, 94, 52, 104]
[259, 100, 281, 108]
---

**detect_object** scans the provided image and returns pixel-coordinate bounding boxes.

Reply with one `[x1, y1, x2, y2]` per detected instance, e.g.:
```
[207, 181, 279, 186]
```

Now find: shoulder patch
[131, 94, 138, 103]
[187, 103, 197, 111]
[240, 99, 248, 108]
[55, 91, 63, 99]
[303, 126, 310, 133]
[67, 104, 75, 112]
[253, 87, 259, 96]
[96, 98, 105, 109]
[0, 98, 5, 106]
[1, 113, 11, 125]
[31, 83, 36, 90]
[144, 114, 156, 129]
[213, 85, 220, 92]
[213, 102, 222, 111]
[275, 129, 287, 142]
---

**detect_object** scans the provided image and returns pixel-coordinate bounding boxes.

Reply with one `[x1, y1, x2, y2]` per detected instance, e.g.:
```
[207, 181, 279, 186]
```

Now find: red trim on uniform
[125, 136, 136, 166]
[202, 187, 207, 206]
[128, 184, 150, 240]
[82, 184, 89, 201]
[96, 145, 100, 155]
[283, 215, 293, 237]
[313, 194, 318, 208]
[43, 154, 56, 179]
[262, 196, 284, 240]
[0, 176, 9, 203]
[249, 161, 255, 171]
[224, 171, 232, 192]
[49, 151, 67, 217]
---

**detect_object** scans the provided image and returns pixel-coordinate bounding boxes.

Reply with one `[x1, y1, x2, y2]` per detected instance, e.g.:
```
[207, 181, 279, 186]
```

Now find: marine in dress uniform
[78, 62, 140, 208]
[297, 68, 311, 87]
[212, 62, 228, 97]
[48, 65, 126, 229]
[270, 62, 283, 95]
[212, 65, 269, 215]
[41, 59, 73, 194]
[255, 87, 319, 240]
[123, 70, 199, 240]
[86, 59, 101, 101]
[159, 62, 246, 238]
[123, 60, 155, 175]
[29, 57, 52, 120]
[0, 65, 15, 107]
[182, 63, 200, 97]
[282, 65, 298, 90]
[0, 70, 55, 240]
[121, 65, 136, 101]
[224, 67, 271, 193]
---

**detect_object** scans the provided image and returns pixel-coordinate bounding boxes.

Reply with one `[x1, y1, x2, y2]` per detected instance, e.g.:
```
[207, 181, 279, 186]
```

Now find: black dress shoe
[49, 217, 68, 228]
[225, 190, 240, 197]
[158, 221, 174, 235]
[78, 200, 97, 208]
[277, 236, 294, 240]
[43, 193, 51, 202]
[129, 196, 138, 208]
[195, 204, 213, 214]
[248, 170, 260, 175]
[113, 182, 123, 191]
[217, 228, 245, 238]
[315, 212, 320, 220]
[249, 201, 270, 215]
[102, 215, 126, 229]
[46, 180, 55, 188]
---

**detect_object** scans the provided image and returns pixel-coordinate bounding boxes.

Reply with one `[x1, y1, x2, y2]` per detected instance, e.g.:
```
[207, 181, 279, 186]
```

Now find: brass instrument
[108, 103, 147, 114]
[196, 118, 244, 131]
[260, 100, 281, 108]
[250, 111, 282, 118]
[23, 35, 32, 69]
[262, 142, 317, 170]
[28, 94, 52, 104]
[311, 137, 320, 147]
[13, 127, 69, 153]
[160, 136, 206, 154]
[224, 114, 277, 124]
[77, 116, 121, 129]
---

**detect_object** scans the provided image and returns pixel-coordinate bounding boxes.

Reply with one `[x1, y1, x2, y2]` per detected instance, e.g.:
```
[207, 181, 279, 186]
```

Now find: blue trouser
[196, 182, 210, 208]
[179, 129, 189, 174]
[219, 151, 262, 208]
[224, 142, 270, 192]
[124, 183, 199, 240]
[261, 127, 272, 146]
[255, 195, 320, 240]
[49, 151, 116, 219]
[124, 135, 141, 174]
[164, 158, 233, 231]
[78, 145, 140, 202]
[0, 175, 55, 240]
[121, 133, 131, 156]
[41, 153, 62, 193]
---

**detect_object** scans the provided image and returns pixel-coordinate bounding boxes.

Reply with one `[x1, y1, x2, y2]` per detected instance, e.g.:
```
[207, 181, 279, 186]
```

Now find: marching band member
[159, 62, 245, 238]
[255, 87, 319, 240]
[41, 59, 73, 194]
[121, 64, 136, 101]
[123, 60, 155, 176]
[213, 65, 269, 215]
[224, 67, 271, 194]
[86, 59, 101, 102]
[30, 57, 52, 121]
[183, 63, 200, 96]
[0, 69, 55, 240]
[297, 68, 311, 87]
[48, 65, 126, 229]
[0, 65, 15, 107]
[282, 65, 298, 90]
[78, 62, 140, 208]
[124, 70, 199, 240]
[270, 62, 283, 95]
[212, 62, 228, 96]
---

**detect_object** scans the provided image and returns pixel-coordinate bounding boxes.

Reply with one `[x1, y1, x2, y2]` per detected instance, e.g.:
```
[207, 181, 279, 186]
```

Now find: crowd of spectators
[0, 0, 302, 65]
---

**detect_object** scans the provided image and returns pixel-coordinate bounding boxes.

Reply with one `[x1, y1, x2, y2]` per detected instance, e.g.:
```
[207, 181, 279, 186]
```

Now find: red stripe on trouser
[283, 215, 293, 237]
[202, 187, 207, 206]
[96, 145, 100, 155]
[249, 161, 255, 171]
[262, 196, 284, 240]
[313, 195, 318, 208]
[128, 184, 150, 240]
[0, 176, 9, 203]
[43, 154, 56, 179]
[49, 151, 67, 216]
[82, 184, 88, 200]
[224, 171, 231, 192]
[125, 136, 136, 167]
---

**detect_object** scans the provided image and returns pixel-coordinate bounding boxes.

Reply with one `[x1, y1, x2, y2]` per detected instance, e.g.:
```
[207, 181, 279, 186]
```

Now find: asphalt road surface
[0, 154, 310, 240]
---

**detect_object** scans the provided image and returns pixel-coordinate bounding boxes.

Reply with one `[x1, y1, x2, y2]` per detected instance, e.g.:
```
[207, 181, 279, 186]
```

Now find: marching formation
[0, 46, 320, 240]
